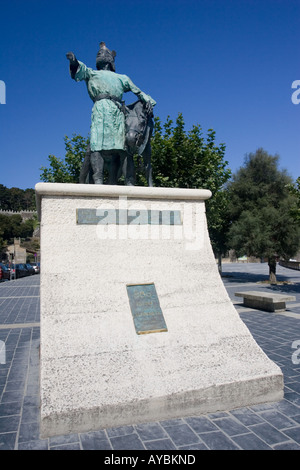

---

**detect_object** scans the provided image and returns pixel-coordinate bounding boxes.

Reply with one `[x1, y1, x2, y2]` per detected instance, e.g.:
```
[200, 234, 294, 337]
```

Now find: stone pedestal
[36, 183, 283, 438]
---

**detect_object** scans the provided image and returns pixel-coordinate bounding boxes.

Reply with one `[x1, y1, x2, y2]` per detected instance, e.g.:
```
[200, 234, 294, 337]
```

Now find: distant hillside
[0, 184, 36, 211]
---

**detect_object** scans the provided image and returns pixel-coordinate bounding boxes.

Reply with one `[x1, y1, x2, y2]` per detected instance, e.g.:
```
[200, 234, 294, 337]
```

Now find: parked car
[25, 264, 35, 275]
[30, 262, 40, 274]
[0, 263, 10, 281]
[15, 264, 29, 278]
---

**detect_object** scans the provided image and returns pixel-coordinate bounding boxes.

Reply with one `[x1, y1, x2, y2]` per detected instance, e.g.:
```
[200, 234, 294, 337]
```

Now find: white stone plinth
[36, 183, 283, 438]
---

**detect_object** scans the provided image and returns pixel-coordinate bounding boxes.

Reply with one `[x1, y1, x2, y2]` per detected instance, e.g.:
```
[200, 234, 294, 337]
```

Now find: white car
[30, 263, 40, 274]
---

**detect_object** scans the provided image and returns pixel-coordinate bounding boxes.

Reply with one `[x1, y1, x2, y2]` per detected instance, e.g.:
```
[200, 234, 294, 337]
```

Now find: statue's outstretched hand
[66, 52, 79, 79]
[66, 52, 76, 62]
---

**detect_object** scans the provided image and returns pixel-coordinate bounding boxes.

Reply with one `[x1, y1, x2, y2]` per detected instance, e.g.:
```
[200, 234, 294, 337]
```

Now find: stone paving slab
[0, 264, 300, 450]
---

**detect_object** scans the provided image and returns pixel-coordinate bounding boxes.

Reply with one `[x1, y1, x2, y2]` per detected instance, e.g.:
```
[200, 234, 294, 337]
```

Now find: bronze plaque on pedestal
[126, 283, 167, 335]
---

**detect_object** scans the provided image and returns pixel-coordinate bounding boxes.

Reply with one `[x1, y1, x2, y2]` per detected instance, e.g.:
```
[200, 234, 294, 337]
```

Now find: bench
[235, 291, 296, 312]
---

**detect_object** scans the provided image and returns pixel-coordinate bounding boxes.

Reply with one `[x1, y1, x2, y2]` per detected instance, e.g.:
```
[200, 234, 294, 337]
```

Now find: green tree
[227, 149, 300, 282]
[0, 184, 11, 210]
[22, 188, 36, 210]
[19, 217, 36, 239]
[0, 185, 36, 211]
[149, 114, 230, 190]
[0, 214, 36, 244]
[287, 176, 300, 224]
[40, 134, 89, 183]
[148, 114, 231, 264]
[0, 214, 23, 240]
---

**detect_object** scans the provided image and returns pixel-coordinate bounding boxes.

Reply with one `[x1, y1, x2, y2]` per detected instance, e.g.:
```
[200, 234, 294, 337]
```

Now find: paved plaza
[0, 262, 300, 450]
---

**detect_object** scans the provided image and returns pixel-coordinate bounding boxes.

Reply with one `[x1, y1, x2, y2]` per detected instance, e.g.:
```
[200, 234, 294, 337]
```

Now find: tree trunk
[268, 257, 277, 283]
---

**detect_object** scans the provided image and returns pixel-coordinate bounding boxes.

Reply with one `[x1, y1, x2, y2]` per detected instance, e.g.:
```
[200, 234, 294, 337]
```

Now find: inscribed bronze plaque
[76, 208, 182, 225]
[126, 283, 168, 335]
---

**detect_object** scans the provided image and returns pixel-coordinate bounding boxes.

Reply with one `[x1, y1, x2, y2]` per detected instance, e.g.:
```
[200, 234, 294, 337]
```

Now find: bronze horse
[79, 99, 153, 186]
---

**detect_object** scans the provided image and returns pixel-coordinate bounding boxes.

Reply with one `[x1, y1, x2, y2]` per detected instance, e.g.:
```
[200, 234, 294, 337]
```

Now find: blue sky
[0, 0, 299, 190]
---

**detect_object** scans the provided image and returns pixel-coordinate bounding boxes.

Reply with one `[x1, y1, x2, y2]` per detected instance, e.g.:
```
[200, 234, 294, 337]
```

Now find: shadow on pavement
[221, 271, 277, 283]
[221, 264, 300, 294]
[264, 283, 300, 294]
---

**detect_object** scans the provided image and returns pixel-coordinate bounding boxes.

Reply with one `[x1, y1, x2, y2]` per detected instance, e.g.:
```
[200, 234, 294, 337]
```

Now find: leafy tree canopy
[227, 149, 300, 282]
[149, 114, 231, 260]
[0, 185, 36, 211]
[287, 176, 300, 224]
[0, 214, 36, 241]
[40, 134, 89, 183]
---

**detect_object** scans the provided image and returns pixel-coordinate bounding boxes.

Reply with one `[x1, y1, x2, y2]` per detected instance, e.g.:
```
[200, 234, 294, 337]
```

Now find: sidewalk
[0, 263, 300, 450]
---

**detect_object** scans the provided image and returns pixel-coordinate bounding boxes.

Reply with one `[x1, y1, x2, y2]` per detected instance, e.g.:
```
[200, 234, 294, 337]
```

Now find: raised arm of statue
[122, 76, 156, 109]
[66, 55, 94, 84]
[66, 52, 80, 79]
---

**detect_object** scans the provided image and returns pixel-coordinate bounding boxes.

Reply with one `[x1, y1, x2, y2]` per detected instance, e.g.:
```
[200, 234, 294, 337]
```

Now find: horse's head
[125, 101, 151, 155]
[126, 116, 147, 153]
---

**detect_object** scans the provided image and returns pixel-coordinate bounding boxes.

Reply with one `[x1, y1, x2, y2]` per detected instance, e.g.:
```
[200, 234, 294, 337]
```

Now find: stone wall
[0, 210, 37, 222]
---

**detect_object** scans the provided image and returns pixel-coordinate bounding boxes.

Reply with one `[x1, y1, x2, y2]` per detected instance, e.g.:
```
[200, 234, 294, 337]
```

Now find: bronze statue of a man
[66, 42, 156, 185]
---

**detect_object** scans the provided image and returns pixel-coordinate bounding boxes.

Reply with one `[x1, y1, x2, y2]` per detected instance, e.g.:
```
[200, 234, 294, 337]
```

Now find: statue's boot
[90, 151, 104, 184]
[124, 155, 135, 186]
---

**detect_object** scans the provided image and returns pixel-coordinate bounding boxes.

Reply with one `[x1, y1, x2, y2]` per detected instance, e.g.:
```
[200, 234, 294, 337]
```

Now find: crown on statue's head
[96, 42, 116, 71]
